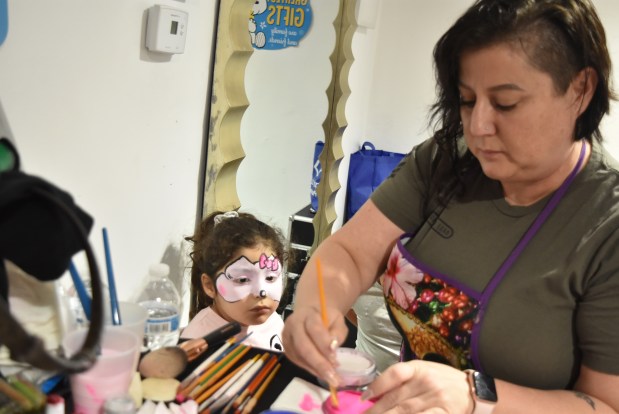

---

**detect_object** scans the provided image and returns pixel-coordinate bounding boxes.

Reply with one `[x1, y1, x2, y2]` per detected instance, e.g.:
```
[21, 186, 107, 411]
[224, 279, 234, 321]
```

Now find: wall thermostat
[146, 5, 188, 54]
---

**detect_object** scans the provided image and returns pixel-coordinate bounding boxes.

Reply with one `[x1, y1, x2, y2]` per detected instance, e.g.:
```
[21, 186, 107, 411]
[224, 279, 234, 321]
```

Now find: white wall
[338, 0, 619, 229]
[0, 0, 217, 322]
[3, 0, 618, 319]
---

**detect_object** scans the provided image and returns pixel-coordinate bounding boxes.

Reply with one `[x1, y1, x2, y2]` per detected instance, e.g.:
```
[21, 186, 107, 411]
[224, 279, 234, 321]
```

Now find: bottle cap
[148, 263, 170, 278]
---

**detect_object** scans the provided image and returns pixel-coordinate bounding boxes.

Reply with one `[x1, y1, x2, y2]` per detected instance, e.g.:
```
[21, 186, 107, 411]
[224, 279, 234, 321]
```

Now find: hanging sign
[249, 0, 313, 50]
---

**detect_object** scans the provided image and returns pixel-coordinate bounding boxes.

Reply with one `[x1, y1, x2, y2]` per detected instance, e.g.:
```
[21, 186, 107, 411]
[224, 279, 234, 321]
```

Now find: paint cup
[63, 326, 141, 414]
[318, 347, 377, 391]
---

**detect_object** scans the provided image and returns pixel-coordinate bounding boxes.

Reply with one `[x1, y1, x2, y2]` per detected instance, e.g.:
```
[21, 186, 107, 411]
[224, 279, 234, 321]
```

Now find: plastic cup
[63, 326, 140, 414]
[117, 301, 148, 346]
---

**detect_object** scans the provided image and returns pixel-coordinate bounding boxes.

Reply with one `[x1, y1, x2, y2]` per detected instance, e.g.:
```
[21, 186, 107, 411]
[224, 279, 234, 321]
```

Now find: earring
[259, 290, 267, 298]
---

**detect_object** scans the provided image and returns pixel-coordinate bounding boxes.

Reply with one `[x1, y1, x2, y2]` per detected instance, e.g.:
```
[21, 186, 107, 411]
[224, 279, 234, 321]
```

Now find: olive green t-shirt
[371, 138, 619, 389]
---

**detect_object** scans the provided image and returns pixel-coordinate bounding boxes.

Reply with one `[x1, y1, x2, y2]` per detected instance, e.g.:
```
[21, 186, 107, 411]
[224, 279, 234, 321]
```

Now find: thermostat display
[146, 5, 188, 54]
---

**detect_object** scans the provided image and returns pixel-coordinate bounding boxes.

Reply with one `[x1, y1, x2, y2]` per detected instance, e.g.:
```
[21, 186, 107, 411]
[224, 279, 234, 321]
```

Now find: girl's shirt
[181, 307, 284, 352]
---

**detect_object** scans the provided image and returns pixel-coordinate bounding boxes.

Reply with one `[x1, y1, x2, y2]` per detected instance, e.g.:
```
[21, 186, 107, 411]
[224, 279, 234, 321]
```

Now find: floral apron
[381, 141, 586, 370]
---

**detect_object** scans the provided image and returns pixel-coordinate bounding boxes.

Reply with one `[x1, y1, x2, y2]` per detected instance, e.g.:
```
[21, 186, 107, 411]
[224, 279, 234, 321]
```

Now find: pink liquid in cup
[322, 390, 375, 414]
[63, 327, 140, 414]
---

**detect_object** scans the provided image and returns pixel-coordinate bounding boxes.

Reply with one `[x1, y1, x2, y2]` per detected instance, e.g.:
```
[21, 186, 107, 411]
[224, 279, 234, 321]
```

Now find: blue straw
[40, 374, 65, 394]
[102, 227, 121, 325]
[69, 260, 92, 321]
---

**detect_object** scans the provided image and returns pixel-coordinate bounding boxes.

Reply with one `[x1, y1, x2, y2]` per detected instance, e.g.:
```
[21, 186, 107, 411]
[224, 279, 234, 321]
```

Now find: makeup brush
[138, 321, 241, 378]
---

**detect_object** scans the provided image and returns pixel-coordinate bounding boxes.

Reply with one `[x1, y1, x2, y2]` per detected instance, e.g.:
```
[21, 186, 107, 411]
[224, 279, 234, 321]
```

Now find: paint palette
[269, 377, 377, 414]
[269, 377, 329, 413]
[321, 390, 375, 414]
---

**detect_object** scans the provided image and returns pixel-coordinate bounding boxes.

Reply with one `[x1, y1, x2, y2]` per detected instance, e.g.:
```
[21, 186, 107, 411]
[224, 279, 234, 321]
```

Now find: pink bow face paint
[215, 254, 283, 303]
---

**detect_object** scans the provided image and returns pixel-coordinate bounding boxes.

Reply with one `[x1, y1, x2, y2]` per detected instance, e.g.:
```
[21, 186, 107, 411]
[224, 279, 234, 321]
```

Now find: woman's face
[459, 42, 588, 192]
[205, 243, 282, 327]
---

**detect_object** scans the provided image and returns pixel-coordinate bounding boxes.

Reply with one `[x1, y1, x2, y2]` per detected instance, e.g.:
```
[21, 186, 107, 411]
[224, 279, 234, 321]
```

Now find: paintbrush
[177, 332, 253, 398]
[239, 363, 281, 414]
[316, 258, 339, 408]
[231, 353, 280, 410]
[188, 345, 250, 399]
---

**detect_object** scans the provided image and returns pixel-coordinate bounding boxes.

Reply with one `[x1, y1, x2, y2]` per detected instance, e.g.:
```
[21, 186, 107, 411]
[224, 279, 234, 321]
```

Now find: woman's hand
[281, 305, 348, 387]
[363, 360, 474, 414]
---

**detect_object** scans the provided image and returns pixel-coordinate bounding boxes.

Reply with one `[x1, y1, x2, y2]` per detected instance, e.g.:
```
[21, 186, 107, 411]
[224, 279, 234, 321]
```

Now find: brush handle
[203, 321, 241, 345]
[179, 321, 241, 362]
[101, 227, 121, 325]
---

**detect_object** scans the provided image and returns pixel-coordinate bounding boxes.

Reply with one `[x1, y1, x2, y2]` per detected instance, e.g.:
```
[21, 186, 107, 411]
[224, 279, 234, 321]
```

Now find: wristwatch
[464, 369, 497, 414]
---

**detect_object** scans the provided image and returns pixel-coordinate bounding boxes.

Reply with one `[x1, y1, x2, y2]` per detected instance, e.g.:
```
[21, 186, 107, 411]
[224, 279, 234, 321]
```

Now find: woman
[282, 0, 619, 412]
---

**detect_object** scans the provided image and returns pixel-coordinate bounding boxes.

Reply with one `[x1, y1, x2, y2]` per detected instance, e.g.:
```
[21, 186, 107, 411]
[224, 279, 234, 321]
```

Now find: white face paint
[215, 253, 283, 303]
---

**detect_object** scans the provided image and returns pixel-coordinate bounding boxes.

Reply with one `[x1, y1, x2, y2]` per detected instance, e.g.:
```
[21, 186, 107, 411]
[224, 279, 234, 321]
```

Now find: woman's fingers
[362, 362, 417, 413]
[362, 361, 472, 414]
[282, 307, 348, 386]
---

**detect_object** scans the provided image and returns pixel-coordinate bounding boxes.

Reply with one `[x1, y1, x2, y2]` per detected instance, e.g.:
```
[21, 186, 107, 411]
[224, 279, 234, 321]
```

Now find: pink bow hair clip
[259, 253, 279, 271]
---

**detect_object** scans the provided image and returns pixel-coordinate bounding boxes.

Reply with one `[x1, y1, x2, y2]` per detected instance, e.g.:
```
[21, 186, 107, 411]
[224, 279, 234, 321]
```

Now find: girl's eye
[233, 276, 250, 284]
[265, 275, 277, 282]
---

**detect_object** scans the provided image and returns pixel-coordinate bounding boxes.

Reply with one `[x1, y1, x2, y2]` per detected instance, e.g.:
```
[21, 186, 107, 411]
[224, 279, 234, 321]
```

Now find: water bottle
[57, 272, 110, 331]
[136, 263, 181, 350]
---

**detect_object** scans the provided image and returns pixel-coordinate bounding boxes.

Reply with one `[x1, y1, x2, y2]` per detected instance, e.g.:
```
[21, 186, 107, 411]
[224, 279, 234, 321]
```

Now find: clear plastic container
[136, 263, 181, 350]
[318, 347, 377, 391]
[103, 394, 136, 414]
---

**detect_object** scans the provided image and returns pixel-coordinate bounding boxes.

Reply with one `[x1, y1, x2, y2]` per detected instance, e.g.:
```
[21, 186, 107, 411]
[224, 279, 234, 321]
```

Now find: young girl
[181, 210, 287, 352]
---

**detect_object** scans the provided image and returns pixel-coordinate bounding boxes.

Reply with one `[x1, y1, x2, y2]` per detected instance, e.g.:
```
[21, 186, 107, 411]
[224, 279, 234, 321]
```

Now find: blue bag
[309, 141, 324, 213]
[345, 141, 405, 221]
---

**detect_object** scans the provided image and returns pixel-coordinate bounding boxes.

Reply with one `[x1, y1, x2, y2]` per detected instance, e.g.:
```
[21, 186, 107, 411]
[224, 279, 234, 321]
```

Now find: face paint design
[215, 253, 283, 303]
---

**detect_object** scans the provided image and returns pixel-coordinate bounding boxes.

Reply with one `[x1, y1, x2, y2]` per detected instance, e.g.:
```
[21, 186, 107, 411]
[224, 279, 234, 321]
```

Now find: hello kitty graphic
[249, 0, 267, 48]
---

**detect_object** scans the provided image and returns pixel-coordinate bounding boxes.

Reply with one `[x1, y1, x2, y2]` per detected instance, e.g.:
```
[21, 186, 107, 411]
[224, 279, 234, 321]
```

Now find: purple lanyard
[470, 140, 587, 370]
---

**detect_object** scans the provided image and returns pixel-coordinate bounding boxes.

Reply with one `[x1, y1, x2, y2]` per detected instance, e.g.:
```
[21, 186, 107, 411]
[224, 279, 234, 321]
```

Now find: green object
[0, 138, 16, 171]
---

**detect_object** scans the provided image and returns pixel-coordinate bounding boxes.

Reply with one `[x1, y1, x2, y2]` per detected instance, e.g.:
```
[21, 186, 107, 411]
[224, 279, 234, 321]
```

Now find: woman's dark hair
[185, 211, 287, 319]
[429, 0, 615, 200]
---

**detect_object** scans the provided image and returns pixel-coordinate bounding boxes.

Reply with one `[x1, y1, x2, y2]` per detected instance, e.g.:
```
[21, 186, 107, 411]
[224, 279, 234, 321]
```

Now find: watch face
[473, 371, 498, 402]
